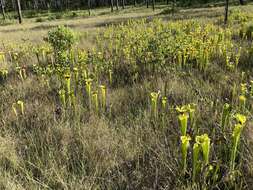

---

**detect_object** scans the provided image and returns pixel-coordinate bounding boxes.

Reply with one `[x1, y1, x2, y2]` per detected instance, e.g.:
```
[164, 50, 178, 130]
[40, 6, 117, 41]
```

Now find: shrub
[47, 15, 56, 21]
[48, 26, 76, 65]
[245, 24, 253, 39]
[55, 14, 63, 19]
[71, 12, 78, 17]
[35, 17, 44, 22]
[230, 9, 248, 23]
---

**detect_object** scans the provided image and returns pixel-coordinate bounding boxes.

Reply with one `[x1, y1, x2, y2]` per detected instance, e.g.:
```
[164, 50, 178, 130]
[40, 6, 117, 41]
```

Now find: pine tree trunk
[134, 0, 137, 6]
[0, 0, 5, 20]
[122, 0, 125, 9]
[172, 0, 175, 15]
[146, 0, 149, 8]
[116, 0, 119, 10]
[88, 0, 91, 15]
[224, 0, 229, 25]
[152, 0, 155, 10]
[239, 0, 244, 5]
[16, 0, 22, 24]
[110, 0, 114, 12]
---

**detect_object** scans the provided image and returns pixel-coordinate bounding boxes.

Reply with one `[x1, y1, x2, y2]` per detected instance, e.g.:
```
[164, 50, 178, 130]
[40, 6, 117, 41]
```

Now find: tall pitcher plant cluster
[84, 79, 107, 113]
[149, 92, 168, 121]
[177, 105, 211, 182]
[176, 104, 196, 135]
[178, 102, 248, 185]
[59, 73, 76, 108]
[58, 72, 108, 114]
[192, 134, 211, 182]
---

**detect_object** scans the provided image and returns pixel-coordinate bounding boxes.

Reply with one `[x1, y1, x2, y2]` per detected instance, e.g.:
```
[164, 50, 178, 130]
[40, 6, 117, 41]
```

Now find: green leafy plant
[48, 26, 76, 66]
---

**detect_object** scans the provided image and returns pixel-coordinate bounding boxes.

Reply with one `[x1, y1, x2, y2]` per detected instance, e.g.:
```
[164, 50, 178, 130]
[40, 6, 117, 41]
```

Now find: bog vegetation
[0, 4, 253, 190]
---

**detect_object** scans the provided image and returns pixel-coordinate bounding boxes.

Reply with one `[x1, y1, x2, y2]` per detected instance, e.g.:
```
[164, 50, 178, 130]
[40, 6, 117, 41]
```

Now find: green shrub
[71, 12, 78, 17]
[55, 14, 63, 19]
[230, 9, 248, 23]
[48, 14, 56, 21]
[35, 17, 44, 22]
[240, 23, 253, 40]
[48, 26, 76, 65]
[246, 24, 253, 39]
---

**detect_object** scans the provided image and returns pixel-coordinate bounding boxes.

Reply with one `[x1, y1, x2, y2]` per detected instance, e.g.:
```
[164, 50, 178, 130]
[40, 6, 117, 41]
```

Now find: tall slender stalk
[221, 103, 231, 130]
[92, 91, 99, 113]
[193, 134, 211, 182]
[99, 85, 106, 112]
[85, 78, 93, 109]
[250, 81, 253, 97]
[0, 52, 5, 62]
[59, 89, 66, 108]
[0, 0, 5, 20]
[230, 114, 246, 172]
[12, 100, 24, 117]
[17, 100, 24, 115]
[192, 143, 200, 182]
[181, 136, 191, 175]
[64, 74, 71, 106]
[16, 0, 23, 24]
[12, 103, 18, 117]
[109, 69, 113, 85]
[162, 97, 167, 113]
[224, 0, 229, 25]
[150, 92, 159, 119]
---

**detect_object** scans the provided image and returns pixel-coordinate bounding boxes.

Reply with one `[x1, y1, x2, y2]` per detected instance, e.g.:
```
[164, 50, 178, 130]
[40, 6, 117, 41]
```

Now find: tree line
[0, 0, 249, 24]
[1, 0, 241, 12]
